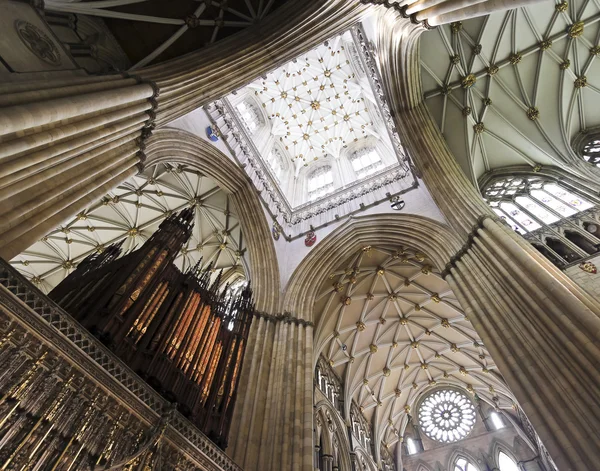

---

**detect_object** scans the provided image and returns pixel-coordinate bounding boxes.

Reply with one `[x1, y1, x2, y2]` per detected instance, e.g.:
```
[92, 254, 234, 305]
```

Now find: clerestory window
[483, 176, 593, 234]
[307, 166, 335, 201]
[236, 101, 262, 134]
[350, 148, 384, 178]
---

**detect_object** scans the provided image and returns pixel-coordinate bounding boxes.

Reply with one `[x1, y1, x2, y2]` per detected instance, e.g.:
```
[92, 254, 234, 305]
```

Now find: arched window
[350, 148, 383, 178]
[574, 129, 600, 167]
[454, 458, 478, 471]
[489, 411, 504, 430]
[483, 176, 594, 234]
[236, 101, 262, 134]
[406, 437, 418, 455]
[266, 147, 285, 182]
[582, 137, 600, 167]
[307, 166, 335, 200]
[498, 452, 519, 471]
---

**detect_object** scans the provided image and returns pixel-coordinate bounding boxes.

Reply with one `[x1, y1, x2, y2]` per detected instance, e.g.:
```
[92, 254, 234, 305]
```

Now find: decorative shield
[579, 261, 597, 274]
[272, 222, 281, 241]
[206, 126, 219, 142]
[390, 196, 405, 211]
[305, 230, 317, 247]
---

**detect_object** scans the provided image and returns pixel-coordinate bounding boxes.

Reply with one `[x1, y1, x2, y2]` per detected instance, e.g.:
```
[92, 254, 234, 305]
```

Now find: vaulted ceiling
[238, 30, 392, 172]
[11, 164, 247, 293]
[420, 0, 600, 186]
[313, 245, 513, 454]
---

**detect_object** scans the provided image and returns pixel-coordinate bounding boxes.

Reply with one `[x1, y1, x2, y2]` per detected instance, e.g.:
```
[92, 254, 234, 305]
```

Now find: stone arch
[283, 214, 462, 321]
[446, 448, 482, 471]
[354, 448, 378, 471]
[143, 127, 280, 312]
[315, 399, 353, 471]
[489, 440, 522, 471]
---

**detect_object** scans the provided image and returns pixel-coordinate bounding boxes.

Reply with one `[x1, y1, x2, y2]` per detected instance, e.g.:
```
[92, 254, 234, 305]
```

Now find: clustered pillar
[0, 75, 156, 260]
[377, 9, 600, 470]
[227, 315, 314, 471]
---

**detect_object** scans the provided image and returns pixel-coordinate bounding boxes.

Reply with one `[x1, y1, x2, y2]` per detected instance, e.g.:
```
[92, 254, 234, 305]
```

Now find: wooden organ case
[49, 208, 254, 449]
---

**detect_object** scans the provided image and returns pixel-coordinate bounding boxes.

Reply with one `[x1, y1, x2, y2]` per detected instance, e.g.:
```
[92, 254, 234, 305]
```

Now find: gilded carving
[567, 21, 584, 38]
[461, 74, 477, 89]
[526, 107, 540, 120]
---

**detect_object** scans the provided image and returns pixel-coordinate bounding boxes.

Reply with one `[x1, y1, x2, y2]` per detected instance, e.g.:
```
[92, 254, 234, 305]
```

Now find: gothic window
[489, 411, 504, 430]
[418, 389, 476, 443]
[454, 458, 478, 471]
[498, 452, 519, 471]
[581, 134, 600, 167]
[307, 166, 335, 200]
[350, 148, 384, 178]
[406, 437, 418, 455]
[266, 147, 285, 182]
[483, 176, 593, 234]
[236, 101, 262, 134]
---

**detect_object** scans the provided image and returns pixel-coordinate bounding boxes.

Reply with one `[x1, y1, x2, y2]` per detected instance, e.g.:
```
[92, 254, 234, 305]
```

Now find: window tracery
[308, 166, 335, 201]
[350, 148, 384, 178]
[453, 458, 478, 471]
[266, 147, 286, 183]
[418, 389, 476, 443]
[582, 137, 600, 167]
[482, 174, 600, 267]
[575, 129, 600, 167]
[236, 101, 263, 134]
[315, 357, 343, 414]
[350, 403, 373, 455]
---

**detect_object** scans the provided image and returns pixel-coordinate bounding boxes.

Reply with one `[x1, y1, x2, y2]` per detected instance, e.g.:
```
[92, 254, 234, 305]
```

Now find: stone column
[0, 76, 156, 260]
[227, 313, 314, 471]
[322, 454, 334, 471]
[0, 0, 367, 259]
[376, 9, 600, 471]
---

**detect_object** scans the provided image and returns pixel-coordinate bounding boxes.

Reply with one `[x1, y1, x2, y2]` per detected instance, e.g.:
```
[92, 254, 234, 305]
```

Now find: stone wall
[564, 254, 600, 300]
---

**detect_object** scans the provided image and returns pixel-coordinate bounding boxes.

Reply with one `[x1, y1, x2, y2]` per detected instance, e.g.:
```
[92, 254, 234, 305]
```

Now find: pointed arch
[447, 449, 481, 471]
[283, 214, 463, 321]
[143, 127, 280, 312]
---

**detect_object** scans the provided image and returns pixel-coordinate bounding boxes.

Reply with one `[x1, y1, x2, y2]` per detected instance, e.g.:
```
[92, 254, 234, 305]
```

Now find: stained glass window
[308, 166, 335, 200]
[350, 148, 384, 178]
[418, 389, 476, 443]
[498, 452, 519, 471]
[483, 176, 593, 233]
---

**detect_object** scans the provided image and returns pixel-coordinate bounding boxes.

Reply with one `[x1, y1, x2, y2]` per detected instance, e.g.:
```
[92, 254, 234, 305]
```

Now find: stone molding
[254, 310, 314, 327]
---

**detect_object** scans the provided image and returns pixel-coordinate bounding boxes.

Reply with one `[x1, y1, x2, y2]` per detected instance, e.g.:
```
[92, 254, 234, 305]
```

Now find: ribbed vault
[11, 163, 247, 293]
[284, 214, 513, 458]
[420, 0, 600, 184]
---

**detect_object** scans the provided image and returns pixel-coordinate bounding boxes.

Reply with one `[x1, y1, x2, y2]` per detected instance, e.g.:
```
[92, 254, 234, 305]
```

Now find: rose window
[418, 389, 476, 442]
